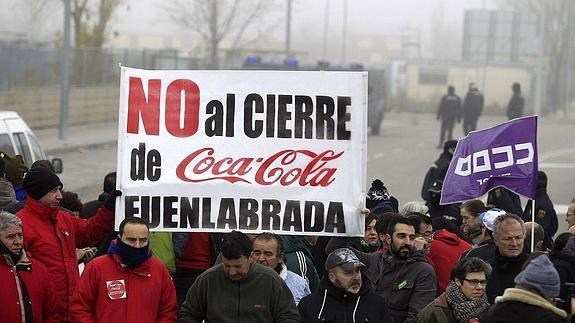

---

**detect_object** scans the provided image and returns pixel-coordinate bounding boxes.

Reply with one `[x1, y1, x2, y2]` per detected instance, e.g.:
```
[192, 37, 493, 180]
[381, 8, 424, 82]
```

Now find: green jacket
[179, 262, 300, 323]
[416, 293, 456, 323]
[282, 236, 320, 292]
[149, 232, 176, 272]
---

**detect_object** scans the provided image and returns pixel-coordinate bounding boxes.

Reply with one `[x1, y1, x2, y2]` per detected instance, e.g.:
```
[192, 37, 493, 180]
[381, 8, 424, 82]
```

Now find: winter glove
[104, 190, 122, 211]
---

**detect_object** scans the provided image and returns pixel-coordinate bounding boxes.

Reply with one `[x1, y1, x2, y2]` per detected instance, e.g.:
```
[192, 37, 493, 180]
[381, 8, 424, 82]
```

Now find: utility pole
[564, 0, 573, 117]
[341, 0, 347, 64]
[534, 6, 547, 117]
[322, 1, 330, 61]
[59, 0, 71, 140]
[285, 0, 292, 60]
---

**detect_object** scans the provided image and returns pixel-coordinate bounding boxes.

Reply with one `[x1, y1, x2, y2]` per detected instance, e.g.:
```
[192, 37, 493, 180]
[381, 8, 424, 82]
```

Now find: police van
[0, 111, 62, 172]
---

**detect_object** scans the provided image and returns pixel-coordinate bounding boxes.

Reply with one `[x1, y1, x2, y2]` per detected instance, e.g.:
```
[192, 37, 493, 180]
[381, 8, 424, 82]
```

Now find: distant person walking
[506, 82, 525, 120]
[462, 83, 484, 136]
[436, 85, 461, 148]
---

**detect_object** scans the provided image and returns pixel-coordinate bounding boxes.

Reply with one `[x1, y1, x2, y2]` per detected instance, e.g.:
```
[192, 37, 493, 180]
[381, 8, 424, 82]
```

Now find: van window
[29, 135, 44, 162]
[13, 132, 32, 167]
[0, 134, 15, 156]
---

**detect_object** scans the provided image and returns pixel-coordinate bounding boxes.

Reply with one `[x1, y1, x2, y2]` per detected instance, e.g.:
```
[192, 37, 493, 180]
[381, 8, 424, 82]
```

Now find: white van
[0, 111, 62, 172]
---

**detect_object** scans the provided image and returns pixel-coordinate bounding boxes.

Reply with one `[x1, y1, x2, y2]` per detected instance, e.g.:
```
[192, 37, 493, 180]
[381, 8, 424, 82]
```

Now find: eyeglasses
[463, 279, 487, 287]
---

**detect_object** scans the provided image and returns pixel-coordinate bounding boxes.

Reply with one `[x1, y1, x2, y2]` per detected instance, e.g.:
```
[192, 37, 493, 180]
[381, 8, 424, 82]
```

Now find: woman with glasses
[417, 257, 492, 323]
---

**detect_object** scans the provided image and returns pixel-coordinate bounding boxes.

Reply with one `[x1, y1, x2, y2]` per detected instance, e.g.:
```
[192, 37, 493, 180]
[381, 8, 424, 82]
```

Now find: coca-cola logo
[176, 147, 344, 187]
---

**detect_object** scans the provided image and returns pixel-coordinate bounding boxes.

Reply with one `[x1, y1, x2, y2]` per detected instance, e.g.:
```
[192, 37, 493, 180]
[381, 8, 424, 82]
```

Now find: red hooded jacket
[428, 229, 472, 292]
[17, 197, 114, 321]
[0, 251, 60, 323]
[70, 241, 177, 323]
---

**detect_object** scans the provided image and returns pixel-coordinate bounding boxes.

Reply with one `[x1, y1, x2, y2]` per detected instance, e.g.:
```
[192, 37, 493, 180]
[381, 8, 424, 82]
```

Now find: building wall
[403, 62, 533, 114]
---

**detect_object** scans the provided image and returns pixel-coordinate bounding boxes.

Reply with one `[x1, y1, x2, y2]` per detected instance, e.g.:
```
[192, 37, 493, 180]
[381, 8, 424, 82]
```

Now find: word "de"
[454, 142, 534, 177]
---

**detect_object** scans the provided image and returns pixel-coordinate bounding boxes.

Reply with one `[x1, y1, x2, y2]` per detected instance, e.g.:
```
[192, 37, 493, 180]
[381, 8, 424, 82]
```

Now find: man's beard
[391, 243, 413, 259]
[334, 277, 362, 294]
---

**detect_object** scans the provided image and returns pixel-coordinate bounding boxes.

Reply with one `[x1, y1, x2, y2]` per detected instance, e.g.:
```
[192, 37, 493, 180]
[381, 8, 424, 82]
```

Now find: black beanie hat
[22, 167, 63, 201]
[366, 179, 390, 210]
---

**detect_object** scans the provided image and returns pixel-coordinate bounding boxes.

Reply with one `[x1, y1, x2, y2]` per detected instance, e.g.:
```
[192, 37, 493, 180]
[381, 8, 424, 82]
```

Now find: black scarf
[0, 239, 21, 265]
[115, 238, 151, 269]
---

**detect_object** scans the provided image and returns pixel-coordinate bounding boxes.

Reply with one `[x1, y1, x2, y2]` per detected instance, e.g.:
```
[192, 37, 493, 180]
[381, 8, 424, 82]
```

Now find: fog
[2, 0, 496, 59]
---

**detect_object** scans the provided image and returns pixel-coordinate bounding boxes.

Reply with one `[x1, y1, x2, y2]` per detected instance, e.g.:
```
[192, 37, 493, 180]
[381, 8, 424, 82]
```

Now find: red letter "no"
[126, 77, 201, 137]
[127, 77, 161, 135]
[165, 79, 200, 137]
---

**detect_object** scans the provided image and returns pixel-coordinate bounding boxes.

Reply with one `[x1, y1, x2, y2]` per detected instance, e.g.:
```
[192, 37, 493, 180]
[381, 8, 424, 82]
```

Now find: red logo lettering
[176, 148, 343, 187]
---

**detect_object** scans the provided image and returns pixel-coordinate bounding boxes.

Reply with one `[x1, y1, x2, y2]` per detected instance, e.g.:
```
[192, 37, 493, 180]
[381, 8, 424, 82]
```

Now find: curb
[46, 140, 118, 156]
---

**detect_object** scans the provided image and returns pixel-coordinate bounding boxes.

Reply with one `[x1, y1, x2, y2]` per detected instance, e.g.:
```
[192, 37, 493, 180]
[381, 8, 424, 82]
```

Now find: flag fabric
[440, 116, 538, 205]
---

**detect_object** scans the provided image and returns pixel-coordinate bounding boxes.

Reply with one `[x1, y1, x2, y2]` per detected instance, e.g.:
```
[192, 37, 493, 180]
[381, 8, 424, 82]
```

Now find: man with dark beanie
[16, 167, 120, 322]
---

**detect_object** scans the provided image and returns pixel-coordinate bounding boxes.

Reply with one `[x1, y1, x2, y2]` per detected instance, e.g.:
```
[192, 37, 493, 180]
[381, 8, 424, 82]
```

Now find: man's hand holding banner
[441, 116, 538, 205]
[115, 67, 368, 236]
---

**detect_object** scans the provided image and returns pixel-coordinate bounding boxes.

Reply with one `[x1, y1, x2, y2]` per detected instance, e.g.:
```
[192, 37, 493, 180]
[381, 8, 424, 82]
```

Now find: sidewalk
[35, 121, 119, 155]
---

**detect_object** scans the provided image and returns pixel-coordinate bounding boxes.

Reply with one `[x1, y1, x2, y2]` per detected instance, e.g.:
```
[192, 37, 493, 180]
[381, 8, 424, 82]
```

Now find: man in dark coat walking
[298, 248, 391, 322]
[506, 82, 525, 120]
[436, 85, 461, 148]
[462, 83, 484, 136]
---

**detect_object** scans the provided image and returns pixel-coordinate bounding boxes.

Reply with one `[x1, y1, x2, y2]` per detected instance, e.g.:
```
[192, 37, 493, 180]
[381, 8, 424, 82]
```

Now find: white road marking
[373, 152, 385, 159]
[540, 163, 575, 169]
[540, 148, 575, 161]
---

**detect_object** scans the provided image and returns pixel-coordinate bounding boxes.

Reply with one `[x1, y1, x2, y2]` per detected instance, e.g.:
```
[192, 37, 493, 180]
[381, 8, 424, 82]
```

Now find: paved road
[367, 113, 574, 234]
[58, 112, 574, 233]
[58, 142, 118, 203]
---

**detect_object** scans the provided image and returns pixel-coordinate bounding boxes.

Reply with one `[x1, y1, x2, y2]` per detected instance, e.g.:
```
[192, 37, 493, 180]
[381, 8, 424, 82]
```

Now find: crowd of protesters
[0, 140, 574, 323]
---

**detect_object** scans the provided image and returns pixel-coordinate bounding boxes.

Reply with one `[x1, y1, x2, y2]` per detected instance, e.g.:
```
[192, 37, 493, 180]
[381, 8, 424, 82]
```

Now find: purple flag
[440, 116, 538, 205]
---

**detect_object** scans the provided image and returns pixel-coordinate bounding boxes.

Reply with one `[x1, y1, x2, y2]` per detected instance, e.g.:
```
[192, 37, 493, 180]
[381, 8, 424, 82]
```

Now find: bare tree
[27, 0, 123, 48]
[498, 0, 574, 115]
[165, 0, 282, 68]
[71, 0, 123, 48]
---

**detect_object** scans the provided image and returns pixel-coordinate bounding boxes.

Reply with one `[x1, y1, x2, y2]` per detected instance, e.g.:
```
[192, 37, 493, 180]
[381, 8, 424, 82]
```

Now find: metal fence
[0, 41, 213, 91]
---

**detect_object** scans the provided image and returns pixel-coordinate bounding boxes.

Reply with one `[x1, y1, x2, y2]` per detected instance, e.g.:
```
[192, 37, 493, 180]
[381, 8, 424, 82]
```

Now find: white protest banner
[115, 67, 367, 236]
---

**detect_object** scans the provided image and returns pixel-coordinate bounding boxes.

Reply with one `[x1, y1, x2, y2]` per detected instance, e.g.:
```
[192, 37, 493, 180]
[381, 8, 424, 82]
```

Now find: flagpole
[531, 199, 535, 253]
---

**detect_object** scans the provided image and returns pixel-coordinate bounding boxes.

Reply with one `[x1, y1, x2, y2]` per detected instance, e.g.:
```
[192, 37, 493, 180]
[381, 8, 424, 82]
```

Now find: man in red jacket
[0, 210, 60, 323]
[16, 167, 118, 322]
[70, 217, 177, 323]
[428, 218, 472, 293]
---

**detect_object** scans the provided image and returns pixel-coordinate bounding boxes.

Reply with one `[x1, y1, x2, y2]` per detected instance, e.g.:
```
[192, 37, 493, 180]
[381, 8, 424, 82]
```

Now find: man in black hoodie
[298, 248, 391, 322]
